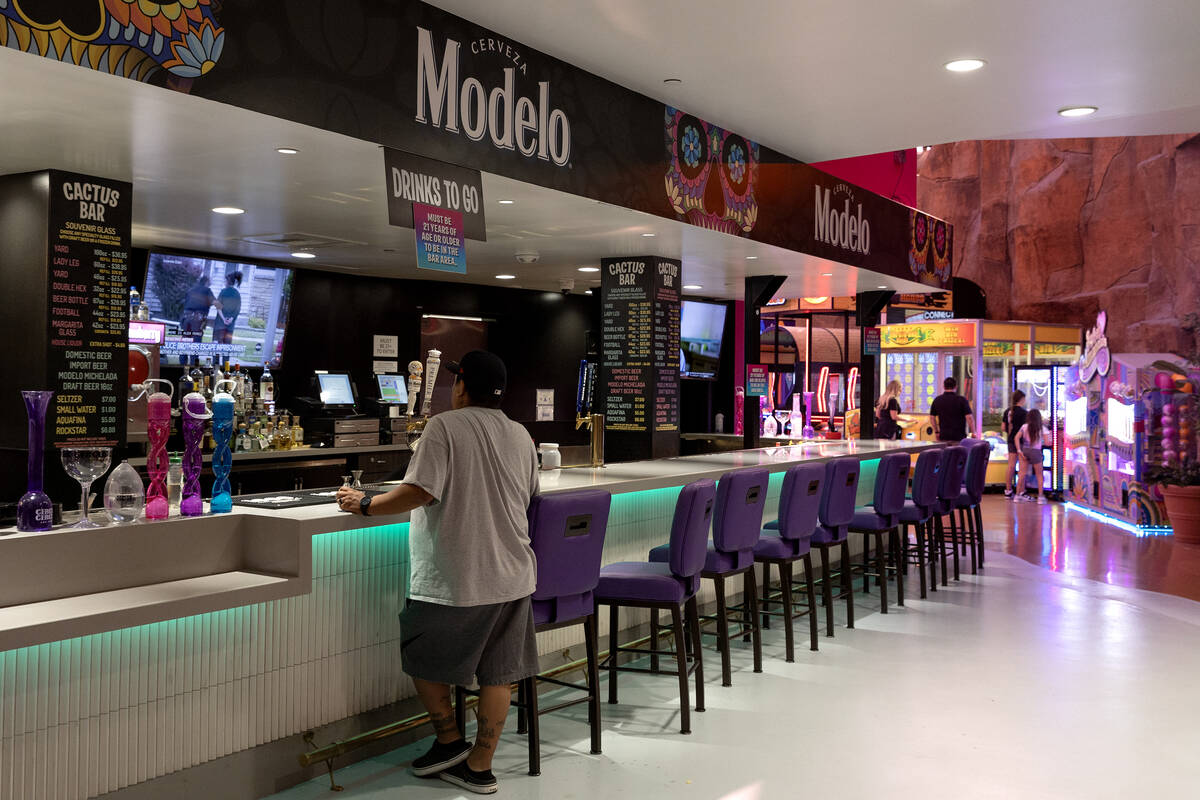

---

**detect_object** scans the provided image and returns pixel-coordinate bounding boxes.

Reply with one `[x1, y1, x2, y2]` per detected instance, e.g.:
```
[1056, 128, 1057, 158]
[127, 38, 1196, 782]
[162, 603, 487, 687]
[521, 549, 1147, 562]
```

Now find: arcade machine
[1012, 364, 1071, 499]
[1065, 352, 1198, 530]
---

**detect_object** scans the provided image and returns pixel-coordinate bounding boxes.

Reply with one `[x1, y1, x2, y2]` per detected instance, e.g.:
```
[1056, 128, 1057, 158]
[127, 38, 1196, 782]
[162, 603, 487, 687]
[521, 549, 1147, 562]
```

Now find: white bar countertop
[0, 439, 932, 651]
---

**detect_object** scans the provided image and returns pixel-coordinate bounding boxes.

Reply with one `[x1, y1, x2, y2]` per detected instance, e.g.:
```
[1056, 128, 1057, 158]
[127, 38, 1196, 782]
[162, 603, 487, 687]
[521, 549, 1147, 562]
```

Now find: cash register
[296, 371, 381, 447]
[364, 374, 409, 443]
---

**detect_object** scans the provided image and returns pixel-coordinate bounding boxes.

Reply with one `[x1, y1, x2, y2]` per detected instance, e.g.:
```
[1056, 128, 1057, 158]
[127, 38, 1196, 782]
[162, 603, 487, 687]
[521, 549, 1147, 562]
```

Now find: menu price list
[652, 262, 681, 433]
[601, 259, 653, 432]
[46, 172, 132, 447]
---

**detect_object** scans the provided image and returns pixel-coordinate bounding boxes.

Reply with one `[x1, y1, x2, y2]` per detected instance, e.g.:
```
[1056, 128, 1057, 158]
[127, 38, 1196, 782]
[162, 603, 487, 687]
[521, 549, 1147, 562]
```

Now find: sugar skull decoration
[908, 210, 952, 287]
[0, 0, 225, 85]
[665, 107, 759, 235]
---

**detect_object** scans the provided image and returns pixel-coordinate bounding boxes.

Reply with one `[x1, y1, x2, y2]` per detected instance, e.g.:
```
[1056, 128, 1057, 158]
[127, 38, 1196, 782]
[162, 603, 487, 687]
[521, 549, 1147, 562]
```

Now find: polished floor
[270, 497, 1200, 799]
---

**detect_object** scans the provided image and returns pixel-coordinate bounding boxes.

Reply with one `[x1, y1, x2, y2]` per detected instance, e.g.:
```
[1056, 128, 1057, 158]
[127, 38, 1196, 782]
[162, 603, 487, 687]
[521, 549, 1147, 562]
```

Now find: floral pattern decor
[0, 0, 224, 85]
[908, 209, 952, 286]
[665, 106, 759, 235]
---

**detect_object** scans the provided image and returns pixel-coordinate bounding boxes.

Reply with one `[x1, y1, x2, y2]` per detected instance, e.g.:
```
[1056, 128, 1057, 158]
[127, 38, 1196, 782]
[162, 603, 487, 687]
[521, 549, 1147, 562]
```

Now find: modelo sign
[415, 27, 571, 166]
[814, 183, 871, 255]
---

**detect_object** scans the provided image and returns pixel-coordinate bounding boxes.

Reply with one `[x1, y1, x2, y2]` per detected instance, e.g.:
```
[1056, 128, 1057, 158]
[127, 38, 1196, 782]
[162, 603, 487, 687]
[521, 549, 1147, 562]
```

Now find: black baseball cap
[445, 350, 507, 402]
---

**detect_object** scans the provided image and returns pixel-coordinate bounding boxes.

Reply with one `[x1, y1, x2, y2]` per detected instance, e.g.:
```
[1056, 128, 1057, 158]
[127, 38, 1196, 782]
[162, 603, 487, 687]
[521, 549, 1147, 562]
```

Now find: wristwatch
[360, 495, 372, 516]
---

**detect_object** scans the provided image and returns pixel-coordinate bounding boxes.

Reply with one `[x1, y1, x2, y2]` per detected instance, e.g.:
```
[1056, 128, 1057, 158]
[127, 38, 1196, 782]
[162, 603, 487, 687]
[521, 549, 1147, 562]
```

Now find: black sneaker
[411, 738, 472, 777]
[439, 760, 499, 794]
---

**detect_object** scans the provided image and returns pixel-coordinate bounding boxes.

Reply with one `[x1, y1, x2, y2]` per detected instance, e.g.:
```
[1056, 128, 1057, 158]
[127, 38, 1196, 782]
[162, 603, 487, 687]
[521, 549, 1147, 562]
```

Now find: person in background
[875, 379, 904, 440]
[335, 350, 538, 795]
[180, 272, 215, 343]
[1002, 390, 1028, 498]
[1014, 408, 1046, 503]
[930, 376, 974, 442]
[212, 271, 243, 346]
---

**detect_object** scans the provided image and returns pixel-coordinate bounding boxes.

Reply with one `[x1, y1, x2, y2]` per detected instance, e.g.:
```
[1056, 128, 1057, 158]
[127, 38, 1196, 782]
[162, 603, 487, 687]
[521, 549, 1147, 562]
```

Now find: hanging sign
[413, 203, 467, 274]
[384, 148, 486, 241]
[863, 326, 881, 356]
[746, 364, 770, 396]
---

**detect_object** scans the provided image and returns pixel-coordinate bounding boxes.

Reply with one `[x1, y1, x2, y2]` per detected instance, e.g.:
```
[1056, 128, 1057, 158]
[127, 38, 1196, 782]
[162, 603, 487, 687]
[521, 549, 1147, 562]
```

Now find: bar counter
[0, 440, 931, 800]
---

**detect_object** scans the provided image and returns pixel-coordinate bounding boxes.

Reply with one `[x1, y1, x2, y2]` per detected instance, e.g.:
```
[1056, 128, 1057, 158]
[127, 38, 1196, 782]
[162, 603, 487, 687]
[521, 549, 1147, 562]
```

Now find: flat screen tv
[143, 250, 295, 367]
[680, 300, 727, 379]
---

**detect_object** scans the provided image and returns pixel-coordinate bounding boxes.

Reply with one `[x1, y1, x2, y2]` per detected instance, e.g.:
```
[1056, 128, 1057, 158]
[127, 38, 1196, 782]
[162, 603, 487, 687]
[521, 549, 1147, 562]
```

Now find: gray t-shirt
[401, 406, 540, 607]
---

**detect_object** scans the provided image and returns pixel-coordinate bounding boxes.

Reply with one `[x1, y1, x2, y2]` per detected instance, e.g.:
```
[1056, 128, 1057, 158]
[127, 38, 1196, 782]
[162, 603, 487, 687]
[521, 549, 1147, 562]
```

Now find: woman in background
[1014, 408, 1045, 503]
[213, 271, 243, 346]
[875, 379, 904, 440]
[1001, 390, 1028, 498]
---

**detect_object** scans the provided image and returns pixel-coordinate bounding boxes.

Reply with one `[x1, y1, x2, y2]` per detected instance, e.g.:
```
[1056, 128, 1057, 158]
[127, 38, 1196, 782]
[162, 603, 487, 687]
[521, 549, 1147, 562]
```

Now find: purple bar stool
[454, 489, 611, 776]
[899, 448, 944, 599]
[932, 445, 969, 585]
[648, 468, 769, 687]
[847, 452, 911, 613]
[754, 463, 824, 661]
[809, 458, 861, 636]
[595, 479, 714, 735]
[953, 440, 992, 573]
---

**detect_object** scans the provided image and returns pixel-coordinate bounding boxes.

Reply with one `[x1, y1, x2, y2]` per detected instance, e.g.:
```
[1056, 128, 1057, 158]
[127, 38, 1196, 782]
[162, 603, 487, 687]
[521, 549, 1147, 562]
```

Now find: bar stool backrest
[712, 468, 770, 554]
[872, 451, 912, 517]
[910, 448, 943, 510]
[963, 441, 991, 503]
[777, 463, 824, 542]
[819, 458, 860, 528]
[937, 446, 969, 502]
[960, 437, 982, 450]
[669, 479, 717, 581]
[529, 489, 612, 625]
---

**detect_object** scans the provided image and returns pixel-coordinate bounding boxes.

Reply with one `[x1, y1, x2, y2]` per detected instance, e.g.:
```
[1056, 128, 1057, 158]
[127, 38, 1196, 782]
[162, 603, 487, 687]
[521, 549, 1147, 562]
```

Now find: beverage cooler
[1012, 364, 1070, 497]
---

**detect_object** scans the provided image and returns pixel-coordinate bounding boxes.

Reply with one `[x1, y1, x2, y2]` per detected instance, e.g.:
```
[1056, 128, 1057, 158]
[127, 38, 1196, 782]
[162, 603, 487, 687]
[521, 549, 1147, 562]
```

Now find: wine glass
[61, 447, 112, 529]
[773, 409, 789, 438]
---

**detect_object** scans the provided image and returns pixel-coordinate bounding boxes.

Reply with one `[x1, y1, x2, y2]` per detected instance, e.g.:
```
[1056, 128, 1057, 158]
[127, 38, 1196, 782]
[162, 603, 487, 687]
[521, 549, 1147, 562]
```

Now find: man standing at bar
[336, 350, 539, 795]
[930, 376, 975, 442]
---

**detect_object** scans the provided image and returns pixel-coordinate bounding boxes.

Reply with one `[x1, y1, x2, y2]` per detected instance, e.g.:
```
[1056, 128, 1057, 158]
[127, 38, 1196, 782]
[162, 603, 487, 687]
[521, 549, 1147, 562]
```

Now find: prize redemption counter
[879, 319, 1081, 484]
[0, 440, 931, 798]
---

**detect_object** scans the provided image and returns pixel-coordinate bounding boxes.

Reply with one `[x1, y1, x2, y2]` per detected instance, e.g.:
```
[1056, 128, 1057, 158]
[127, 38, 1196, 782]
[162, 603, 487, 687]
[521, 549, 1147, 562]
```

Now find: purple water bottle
[17, 390, 55, 532]
[181, 391, 212, 516]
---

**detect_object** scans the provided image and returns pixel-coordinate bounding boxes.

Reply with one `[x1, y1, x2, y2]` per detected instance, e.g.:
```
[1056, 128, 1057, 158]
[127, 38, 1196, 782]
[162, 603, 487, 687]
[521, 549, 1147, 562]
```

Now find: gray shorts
[399, 596, 539, 686]
[1022, 447, 1043, 464]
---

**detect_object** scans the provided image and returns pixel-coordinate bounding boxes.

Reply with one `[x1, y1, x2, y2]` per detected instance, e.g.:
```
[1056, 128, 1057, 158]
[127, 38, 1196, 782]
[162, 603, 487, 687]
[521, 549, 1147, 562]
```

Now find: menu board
[45, 171, 132, 447]
[601, 256, 680, 461]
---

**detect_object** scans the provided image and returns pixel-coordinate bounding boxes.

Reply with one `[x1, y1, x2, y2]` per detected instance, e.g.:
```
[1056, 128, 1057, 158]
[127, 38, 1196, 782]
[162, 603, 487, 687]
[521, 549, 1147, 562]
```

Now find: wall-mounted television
[143, 251, 295, 367]
[680, 300, 727, 380]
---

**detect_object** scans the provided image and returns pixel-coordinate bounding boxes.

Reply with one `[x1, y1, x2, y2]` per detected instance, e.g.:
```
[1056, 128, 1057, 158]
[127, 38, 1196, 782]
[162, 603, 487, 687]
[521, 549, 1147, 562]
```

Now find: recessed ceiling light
[291, 251, 317, 259]
[876, 285, 887, 289]
[1058, 105, 1098, 117]
[683, 284, 702, 290]
[495, 274, 516, 280]
[578, 266, 600, 273]
[498, 199, 515, 205]
[663, 78, 682, 85]
[745, 255, 758, 260]
[275, 147, 299, 155]
[211, 206, 244, 215]
[642, 232, 656, 237]
[585, 289, 593, 295]
[944, 58, 986, 72]
[821, 272, 833, 277]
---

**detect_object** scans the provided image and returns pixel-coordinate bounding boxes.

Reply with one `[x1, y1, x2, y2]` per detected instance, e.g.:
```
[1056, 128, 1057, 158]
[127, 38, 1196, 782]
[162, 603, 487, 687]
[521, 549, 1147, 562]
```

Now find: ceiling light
[641, 232, 656, 237]
[498, 199, 515, 204]
[275, 147, 299, 155]
[422, 314, 484, 322]
[585, 289, 593, 295]
[745, 255, 758, 260]
[663, 78, 682, 85]
[578, 266, 600, 273]
[291, 251, 317, 259]
[683, 284, 702, 290]
[821, 272, 833, 277]
[1058, 105, 1098, 117]
[876, 285, 887, 289]
[944, 59, 986, 73]
[495, 274, 516, 280]
[212, 206, 244, 215]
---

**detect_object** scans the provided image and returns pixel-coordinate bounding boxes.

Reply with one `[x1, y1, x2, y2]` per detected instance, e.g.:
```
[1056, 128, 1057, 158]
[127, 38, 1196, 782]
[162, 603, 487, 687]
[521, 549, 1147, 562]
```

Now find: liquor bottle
[129, 285, 141, 319]
[275, 415, 292, 451]
[236, 423, 249, 453]
[260, 363, 275, 404]
[178, 372, 195, 409]
[291, 415, 304, 447]
[264, 421, 276, 450]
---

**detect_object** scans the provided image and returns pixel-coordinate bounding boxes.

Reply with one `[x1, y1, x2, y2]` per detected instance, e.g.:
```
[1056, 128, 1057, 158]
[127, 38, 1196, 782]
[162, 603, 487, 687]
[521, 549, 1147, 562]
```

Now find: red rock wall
[916, 135, 1200, 354]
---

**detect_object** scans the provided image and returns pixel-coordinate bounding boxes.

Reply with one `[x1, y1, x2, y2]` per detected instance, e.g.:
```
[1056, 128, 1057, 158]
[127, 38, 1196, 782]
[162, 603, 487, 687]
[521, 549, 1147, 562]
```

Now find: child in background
[1014, 408, 1045, 503]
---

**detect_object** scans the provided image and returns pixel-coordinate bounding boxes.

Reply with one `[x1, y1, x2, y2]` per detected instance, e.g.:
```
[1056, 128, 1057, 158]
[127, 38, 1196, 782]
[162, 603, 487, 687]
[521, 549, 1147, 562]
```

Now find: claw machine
[1012, 365, 1071, 498]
